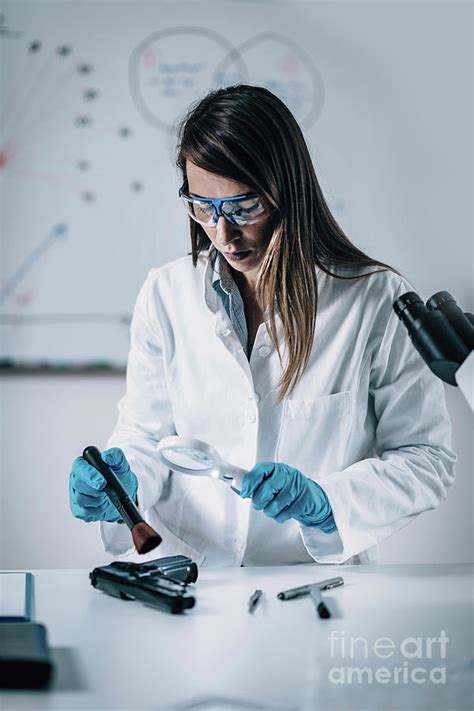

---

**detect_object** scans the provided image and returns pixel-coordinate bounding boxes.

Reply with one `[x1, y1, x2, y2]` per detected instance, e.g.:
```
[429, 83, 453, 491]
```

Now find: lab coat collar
[203, 249, 281, 326]
[203, 250, 219, 314]
[211, 252, 234, 295]
[202, 250, 286, 362]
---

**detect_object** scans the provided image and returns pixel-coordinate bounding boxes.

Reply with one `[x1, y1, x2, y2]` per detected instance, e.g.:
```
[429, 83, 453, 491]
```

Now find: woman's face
[186, 160, 274, 286]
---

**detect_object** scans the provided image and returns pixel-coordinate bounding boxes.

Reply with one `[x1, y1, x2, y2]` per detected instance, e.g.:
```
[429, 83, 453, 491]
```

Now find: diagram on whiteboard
[130, 28, 324, 132]
[0, 15, 152, 368]
[0, 8, 326, 370]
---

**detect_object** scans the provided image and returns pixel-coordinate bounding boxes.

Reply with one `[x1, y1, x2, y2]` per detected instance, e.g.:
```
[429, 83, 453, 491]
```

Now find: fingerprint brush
[82, 445, 162, 555]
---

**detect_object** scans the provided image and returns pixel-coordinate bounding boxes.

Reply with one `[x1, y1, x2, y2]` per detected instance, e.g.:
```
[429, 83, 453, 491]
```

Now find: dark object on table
[90, 555, 198, 614]
[309, 585, 331, 619]
[248, 589, 263, 613]
[0, 622, 53, 689]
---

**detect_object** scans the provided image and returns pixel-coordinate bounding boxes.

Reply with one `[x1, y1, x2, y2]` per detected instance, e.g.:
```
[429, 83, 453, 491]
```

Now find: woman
[70, 85, 455, 566]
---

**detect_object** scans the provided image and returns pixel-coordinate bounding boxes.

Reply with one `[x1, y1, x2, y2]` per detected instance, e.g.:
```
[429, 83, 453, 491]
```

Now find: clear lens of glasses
[181, 194, 266, 226]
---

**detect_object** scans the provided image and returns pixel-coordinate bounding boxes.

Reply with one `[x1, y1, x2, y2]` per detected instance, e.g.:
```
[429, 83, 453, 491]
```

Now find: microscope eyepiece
[426, 291, 456, 310]
[393, 291, 470, 385]
[392, 291, 423, 316]
[426, 291, 474, 351]
[393, 292, 427, 325]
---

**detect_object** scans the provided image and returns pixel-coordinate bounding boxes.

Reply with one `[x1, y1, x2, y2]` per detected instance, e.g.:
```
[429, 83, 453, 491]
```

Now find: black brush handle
[83, 445, 143, 530]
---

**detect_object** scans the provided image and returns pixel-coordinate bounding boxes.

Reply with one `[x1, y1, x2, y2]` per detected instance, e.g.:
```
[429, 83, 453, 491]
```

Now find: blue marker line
[0, 222, 68, 306]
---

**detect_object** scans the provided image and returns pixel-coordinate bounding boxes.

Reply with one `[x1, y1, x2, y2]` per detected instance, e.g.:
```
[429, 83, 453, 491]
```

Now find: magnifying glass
[156, 436, 247, 493]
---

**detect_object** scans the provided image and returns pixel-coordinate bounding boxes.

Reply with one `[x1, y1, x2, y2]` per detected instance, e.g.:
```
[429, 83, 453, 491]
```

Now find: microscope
[394, 291, 474, 411]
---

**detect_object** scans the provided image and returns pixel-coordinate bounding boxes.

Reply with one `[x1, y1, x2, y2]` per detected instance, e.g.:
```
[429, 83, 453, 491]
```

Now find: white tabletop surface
[1, 563, 473, 710]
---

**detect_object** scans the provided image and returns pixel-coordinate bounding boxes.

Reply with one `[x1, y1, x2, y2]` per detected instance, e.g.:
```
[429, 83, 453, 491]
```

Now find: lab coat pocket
[276, 391, 352, 478]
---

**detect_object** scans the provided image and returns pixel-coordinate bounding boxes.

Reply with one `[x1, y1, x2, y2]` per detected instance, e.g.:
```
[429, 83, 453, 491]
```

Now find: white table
[1, 564, 473, 710]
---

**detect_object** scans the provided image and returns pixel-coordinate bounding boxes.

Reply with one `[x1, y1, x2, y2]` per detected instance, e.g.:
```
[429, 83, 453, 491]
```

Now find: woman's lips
[222, 250, 251, 262]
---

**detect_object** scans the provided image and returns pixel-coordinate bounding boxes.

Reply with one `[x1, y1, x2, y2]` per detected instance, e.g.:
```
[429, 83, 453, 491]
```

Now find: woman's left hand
[239, 462, 336, 532]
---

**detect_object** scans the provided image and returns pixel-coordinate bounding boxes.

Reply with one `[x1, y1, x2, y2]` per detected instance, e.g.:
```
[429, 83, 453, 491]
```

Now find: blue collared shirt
[212, 254, 248, 352]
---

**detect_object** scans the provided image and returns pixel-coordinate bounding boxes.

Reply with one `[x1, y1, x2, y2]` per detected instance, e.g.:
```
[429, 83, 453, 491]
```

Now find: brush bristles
[131, 522, 162, 554]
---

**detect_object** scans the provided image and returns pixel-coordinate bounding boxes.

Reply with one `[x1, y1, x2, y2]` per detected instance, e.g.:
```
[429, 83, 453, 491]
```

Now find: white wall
[1, 0, 473, 569]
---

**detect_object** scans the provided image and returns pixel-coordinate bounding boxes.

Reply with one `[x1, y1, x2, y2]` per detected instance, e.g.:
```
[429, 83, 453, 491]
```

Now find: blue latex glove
[69, 447, 138, 523]
[239, 462, 336, 533]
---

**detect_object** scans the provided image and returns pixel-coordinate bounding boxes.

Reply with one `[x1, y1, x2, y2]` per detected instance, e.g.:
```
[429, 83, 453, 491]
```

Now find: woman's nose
[215, 216, 239, 245]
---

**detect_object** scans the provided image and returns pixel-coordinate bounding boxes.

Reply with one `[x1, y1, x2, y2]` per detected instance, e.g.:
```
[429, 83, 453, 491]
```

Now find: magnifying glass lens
[161, 446, 213, 470]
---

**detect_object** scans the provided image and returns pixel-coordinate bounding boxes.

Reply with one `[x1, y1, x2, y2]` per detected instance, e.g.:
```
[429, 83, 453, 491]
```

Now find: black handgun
[89, 555, 198, 614]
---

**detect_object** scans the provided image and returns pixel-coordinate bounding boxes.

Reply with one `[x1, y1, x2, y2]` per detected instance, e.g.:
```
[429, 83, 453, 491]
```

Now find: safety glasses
[179, 184, 268, 227]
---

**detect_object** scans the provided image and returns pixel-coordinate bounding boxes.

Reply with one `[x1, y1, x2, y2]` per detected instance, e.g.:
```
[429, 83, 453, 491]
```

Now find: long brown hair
[176, 85, 396, 400]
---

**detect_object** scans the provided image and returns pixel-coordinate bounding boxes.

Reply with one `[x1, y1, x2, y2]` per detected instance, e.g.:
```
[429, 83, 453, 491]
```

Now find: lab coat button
[254, 392, 261, 403]
[221, 328, 231, 337]
[246, 410, 256, 423]
[258, 345, 271, 357]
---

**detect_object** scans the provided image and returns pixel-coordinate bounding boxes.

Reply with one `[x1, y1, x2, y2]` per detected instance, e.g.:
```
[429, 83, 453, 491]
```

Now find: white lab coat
[100, 253, 456, 566]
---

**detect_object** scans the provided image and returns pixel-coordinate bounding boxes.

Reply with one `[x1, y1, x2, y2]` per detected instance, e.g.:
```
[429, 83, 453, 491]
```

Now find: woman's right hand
[69, 447, 138, 522]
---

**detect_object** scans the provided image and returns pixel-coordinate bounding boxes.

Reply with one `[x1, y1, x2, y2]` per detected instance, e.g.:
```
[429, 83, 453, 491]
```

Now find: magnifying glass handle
[220, 465, 247, 493]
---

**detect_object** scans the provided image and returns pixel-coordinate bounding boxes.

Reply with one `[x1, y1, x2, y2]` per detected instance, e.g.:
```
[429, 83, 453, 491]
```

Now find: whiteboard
[1, 0, 471, 369]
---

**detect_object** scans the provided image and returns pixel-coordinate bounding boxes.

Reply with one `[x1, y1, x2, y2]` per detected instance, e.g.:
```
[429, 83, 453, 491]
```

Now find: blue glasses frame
[179, 184, 266, 226]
